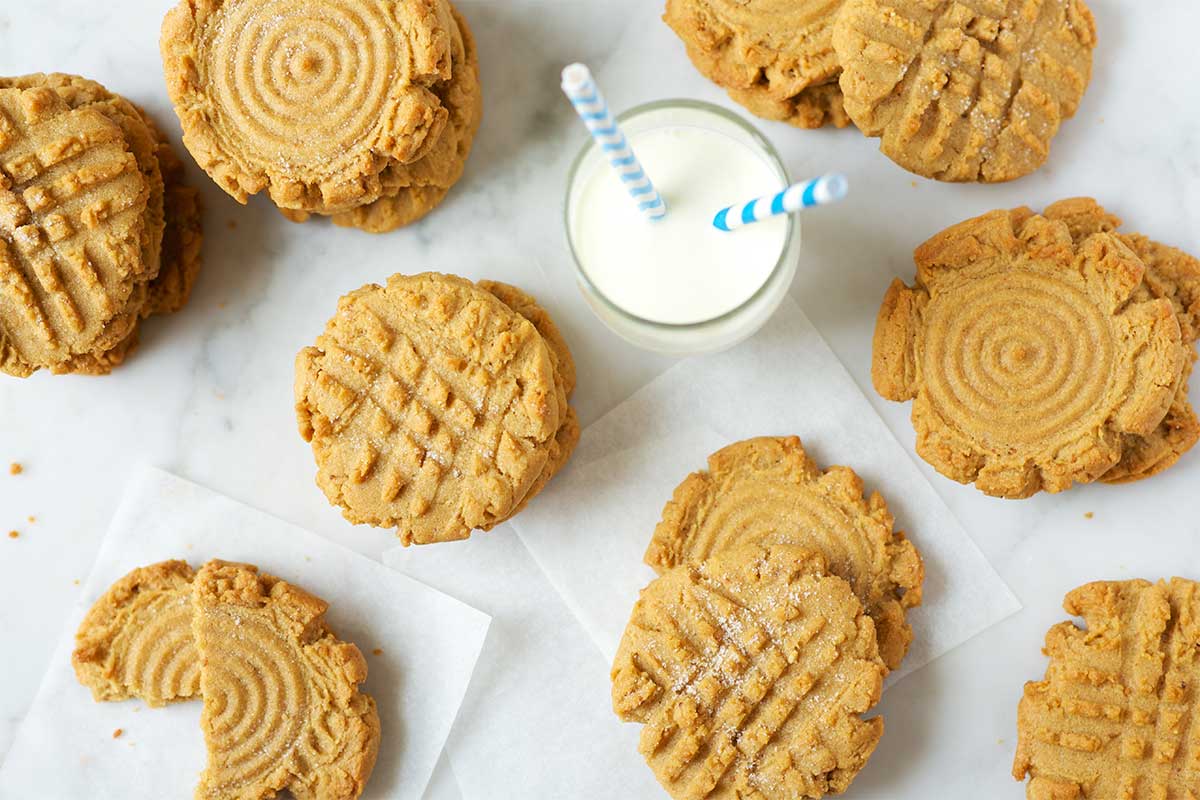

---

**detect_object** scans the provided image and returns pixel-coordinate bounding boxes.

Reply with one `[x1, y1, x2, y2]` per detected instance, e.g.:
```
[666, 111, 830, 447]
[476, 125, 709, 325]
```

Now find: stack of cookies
[295, 272, 579, 545]
[873, 199, 1200, 498]
[73, 559, 380, 799]
[612, 436, 926, 798]
[0, 73, 202, 377]
[160, 0, 481, 233]
[665, 0, 1098, 182]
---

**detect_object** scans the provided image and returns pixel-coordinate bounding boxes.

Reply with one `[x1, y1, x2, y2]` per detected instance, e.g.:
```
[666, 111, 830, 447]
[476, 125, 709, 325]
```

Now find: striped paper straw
[561, 63, 666, 221]
[713, 173, 848, 232]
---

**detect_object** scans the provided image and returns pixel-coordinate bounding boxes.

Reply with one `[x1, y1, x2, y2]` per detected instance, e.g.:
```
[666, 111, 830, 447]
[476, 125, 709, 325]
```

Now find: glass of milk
[565, 100, 800, 354]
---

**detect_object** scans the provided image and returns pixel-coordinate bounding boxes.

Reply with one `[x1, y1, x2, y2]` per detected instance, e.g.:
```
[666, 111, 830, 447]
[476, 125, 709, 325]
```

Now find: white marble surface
[1, 0, 1199, 797]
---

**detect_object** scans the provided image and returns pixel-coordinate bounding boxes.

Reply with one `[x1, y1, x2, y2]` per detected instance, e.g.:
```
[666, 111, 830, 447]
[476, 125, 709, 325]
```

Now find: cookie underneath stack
[160, 0, 481, 233]
[1014, 577, 1200, 798]
[0, 73, 202, 377]
[873, 199, 1200, 499]
[73, 559, 380, 800]
[295, 272, 578, 545]
[665, 0, 1097, 182]
[612, 437, 925, 799]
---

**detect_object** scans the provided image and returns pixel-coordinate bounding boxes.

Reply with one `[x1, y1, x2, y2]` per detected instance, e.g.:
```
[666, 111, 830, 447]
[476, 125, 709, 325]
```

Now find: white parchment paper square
[0, 467, 490, 800]
[511, 296, 1021, 684]
[385, 533, 662, 800]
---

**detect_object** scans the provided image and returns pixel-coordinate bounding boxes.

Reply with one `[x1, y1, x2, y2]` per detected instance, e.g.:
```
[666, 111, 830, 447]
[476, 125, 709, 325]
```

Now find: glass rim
[563, 98, 797, 331]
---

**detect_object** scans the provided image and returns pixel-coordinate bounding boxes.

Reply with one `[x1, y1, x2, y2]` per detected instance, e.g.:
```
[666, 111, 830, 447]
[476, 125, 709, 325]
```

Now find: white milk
[570, 126, 788, 326]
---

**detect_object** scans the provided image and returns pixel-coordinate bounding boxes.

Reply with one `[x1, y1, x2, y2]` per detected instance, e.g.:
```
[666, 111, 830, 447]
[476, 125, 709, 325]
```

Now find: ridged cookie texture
[161, 0, 456, 214]
[0, 73, 204, 376]
[833, 0, 1096, 181]
[644, 436, 923, 671]
[664, 0, 850, 129]
[612, 543, 887, 800]
[1014, 578, 1200, 799]
[72, 560, 200, 707]
[295, 272, 562, 545]
[1041, 198, 1200, 484]
[193, 560, 380, 800]
[477, 279, 579, 521]
[328, 4, 482, 233]
[0, 86, 151, 375]
[872, 206, 1185, 498]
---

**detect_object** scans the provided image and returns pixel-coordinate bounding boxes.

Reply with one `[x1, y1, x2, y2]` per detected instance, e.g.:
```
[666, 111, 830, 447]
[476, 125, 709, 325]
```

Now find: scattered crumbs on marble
[185, 543, 194, 550]
[214, 391, 225, 400]
[372, 648, 383, 656]
[997, 738, 1005, 745]
[305, 556, 312, 562]
[111, 728, 123, 739]
[73, 579, 81, 586]
[9, 462, 22, 475]
[910, 180, 917, 188]
[7, 530, 18, 539]
[1084, 512, 1094, 520]
[26, 515, 35, 523]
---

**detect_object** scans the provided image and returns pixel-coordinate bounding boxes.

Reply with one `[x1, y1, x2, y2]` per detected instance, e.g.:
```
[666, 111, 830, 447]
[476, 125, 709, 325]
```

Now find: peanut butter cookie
[0, 86, 151, 376]
[295, 272, 562, 545]
[833, 0, 1097, 181]
[1041, 198, 1200, 484]
[613, 543, 886, 799]
[1014, 578, 1200, 799]
[161, 0, 456, 214]
[644, 436, 923, 671]
[664, 0, 851, 129]
[194, 560, 379, 800]
[72, 560, 199, 707]
[873, 206, 1185, 497]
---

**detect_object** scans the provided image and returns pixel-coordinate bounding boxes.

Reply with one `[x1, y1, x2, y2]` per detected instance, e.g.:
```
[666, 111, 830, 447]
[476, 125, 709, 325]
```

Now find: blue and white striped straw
[561, 63, 666, 221]
[713, 173, 848, 232]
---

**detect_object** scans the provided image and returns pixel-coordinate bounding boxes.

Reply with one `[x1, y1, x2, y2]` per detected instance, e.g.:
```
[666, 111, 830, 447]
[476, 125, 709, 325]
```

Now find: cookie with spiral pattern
[72, 560, 199, 707]
[833, 0, 1097, 181]
[295, 272, 561, 545]
[161, 0, 456, 214]
[613, 543, 886, 799]
[1041, 198, 1200, 484]
[478, 279, 579, 520]
[1013, 578, 1200, 799]
[329, 4, 482, 233]
[644, 436, 923, 671]
[194, 560, 379, 800]
[873, 206, 1185, 498]
[0, 86, 152, 376]
[664, 0, 851, 129]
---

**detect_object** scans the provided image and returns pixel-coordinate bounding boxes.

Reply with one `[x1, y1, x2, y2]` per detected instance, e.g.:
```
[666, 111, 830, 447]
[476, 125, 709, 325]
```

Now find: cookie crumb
[910, 181, 917, 188]
[73, 579, 80, 586]
[9, 462, 22, 475]
[26, 515, 35, 524]
[112, 728, 123, 739]
[7, 530, 18, 539]
[1084, 512, 1094, 520]
[372, 648, 383, 656]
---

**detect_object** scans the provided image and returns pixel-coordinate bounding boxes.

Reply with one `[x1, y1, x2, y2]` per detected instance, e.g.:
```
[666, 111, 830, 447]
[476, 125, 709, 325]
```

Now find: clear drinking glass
[564, 99, 801, 355]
